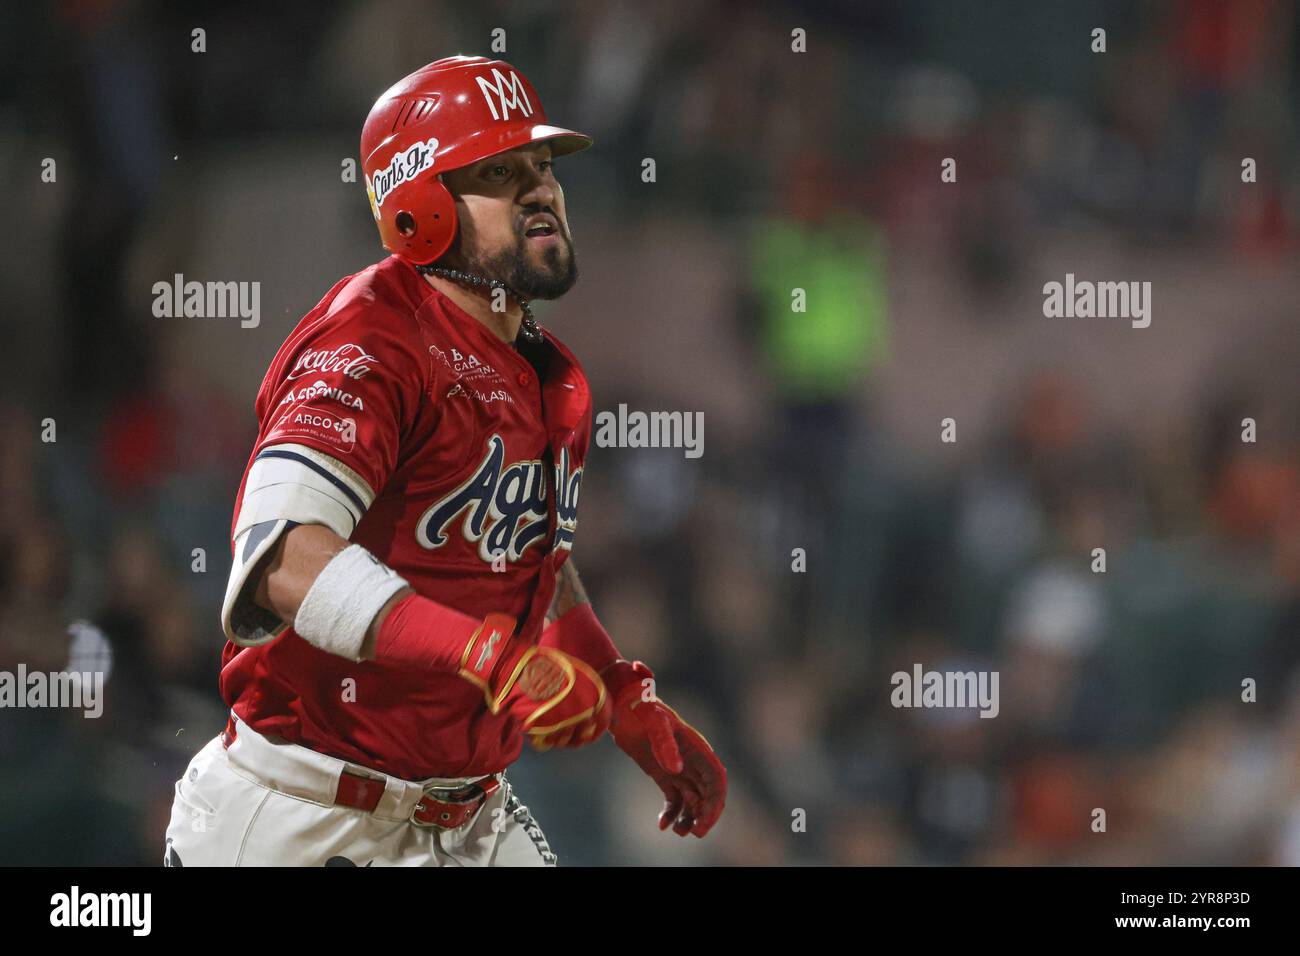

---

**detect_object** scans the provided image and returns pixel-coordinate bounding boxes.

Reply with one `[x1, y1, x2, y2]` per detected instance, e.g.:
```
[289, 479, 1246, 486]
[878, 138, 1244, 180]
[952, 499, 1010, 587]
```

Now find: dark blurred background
[1, 0, 1298, 865]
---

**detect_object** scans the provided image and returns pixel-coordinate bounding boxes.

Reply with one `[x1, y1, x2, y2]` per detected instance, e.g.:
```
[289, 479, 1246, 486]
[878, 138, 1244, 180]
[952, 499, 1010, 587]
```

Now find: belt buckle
[410, 777, 498, 830]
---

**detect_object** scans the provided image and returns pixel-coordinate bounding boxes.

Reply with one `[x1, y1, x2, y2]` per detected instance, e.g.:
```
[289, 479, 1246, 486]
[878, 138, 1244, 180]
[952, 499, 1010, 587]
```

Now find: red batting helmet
[360, 55, 592, 265]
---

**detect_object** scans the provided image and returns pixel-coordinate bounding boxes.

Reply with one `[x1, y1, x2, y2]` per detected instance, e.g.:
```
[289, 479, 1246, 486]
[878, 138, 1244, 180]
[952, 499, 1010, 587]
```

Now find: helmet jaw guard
[360, 56, 591, 266]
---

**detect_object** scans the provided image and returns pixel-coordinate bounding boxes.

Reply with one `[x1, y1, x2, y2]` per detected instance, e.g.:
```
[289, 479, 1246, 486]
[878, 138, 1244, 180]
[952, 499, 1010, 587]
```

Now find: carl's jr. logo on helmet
[476, 69, 533, 122]
[368, 136, 440, 214]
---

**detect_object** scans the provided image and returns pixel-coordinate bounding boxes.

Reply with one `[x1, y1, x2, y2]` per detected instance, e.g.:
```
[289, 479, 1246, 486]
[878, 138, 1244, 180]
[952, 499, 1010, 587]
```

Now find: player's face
[440, 143, 577, 300]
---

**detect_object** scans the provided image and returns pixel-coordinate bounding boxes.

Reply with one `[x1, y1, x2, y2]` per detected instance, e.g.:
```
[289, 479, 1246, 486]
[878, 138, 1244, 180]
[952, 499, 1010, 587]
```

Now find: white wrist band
[294, 544, 410, 660]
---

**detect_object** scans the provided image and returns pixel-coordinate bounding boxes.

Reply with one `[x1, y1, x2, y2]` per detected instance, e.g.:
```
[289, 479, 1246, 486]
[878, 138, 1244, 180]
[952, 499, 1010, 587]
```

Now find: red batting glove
[601, 660, 727, 837]
[460, 614, 612, 751]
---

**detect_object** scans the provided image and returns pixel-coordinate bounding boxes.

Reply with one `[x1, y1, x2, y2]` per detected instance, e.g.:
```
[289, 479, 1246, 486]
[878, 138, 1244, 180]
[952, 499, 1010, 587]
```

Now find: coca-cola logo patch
[288, 344, 377, 382]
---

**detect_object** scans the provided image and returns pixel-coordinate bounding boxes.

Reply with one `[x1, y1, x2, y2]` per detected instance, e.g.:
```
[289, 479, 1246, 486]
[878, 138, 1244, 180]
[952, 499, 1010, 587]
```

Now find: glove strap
[457, 612, 520, 697]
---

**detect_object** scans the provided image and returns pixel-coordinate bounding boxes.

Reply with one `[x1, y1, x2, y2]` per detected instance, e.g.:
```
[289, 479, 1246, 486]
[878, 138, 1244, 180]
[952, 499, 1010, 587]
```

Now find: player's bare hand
[601, 660, 727, 838]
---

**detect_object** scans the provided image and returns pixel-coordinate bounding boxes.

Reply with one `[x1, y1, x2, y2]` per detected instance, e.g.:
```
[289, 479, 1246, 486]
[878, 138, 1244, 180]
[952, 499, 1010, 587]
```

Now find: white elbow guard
[221, 444, 377, 646]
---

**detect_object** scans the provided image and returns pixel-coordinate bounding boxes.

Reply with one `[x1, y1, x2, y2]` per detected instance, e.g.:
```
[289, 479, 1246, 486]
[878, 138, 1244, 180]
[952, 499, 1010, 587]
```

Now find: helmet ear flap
[379, 177, 458, 266]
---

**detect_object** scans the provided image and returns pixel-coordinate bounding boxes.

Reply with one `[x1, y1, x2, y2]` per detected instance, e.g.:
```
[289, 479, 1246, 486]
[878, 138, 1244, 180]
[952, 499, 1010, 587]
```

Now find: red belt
[222, 717, 499, 830]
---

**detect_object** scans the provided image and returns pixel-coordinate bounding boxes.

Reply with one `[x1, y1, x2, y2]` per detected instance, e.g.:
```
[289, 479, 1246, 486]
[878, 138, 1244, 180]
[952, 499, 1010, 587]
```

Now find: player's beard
[445, 217, 578, 300]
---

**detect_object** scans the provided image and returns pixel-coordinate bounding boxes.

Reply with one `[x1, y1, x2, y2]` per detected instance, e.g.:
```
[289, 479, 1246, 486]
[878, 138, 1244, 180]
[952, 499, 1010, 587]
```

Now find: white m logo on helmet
[476, 69, 534, 121]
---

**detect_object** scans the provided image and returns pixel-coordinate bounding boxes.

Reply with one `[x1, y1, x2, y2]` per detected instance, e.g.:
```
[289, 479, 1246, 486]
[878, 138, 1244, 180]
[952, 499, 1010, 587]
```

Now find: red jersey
[219, 255, 591, 780]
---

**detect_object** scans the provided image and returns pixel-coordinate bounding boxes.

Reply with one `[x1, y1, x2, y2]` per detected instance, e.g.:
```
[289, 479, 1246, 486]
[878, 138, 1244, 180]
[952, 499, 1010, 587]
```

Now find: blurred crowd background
[1, 0, 1298, 865]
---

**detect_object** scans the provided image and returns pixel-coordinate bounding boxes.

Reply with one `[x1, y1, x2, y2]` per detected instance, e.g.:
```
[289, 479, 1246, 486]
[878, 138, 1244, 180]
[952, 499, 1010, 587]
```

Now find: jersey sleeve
[221, 292, 435, 647]
[253, 294, 434, 510]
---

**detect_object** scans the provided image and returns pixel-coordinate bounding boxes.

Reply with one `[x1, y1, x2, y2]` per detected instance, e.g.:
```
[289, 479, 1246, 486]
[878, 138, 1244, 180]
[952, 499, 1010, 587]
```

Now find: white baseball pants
[163, 715, 556, 867]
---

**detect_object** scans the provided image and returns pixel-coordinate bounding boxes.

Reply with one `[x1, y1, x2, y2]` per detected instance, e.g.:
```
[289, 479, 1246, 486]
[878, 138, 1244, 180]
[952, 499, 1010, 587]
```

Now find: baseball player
[163, 55, 726, 866]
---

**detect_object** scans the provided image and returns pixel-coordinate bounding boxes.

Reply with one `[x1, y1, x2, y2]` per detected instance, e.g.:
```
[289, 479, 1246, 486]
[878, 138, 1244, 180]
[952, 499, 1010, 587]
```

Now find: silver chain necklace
[416, 265, 543, 345]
